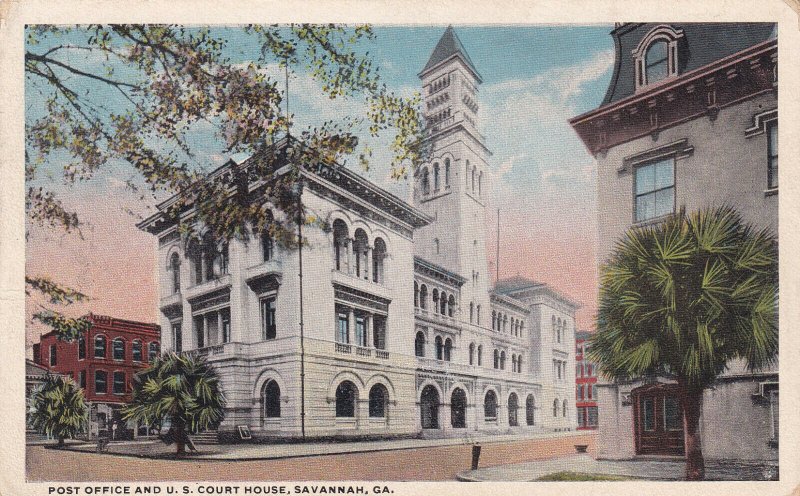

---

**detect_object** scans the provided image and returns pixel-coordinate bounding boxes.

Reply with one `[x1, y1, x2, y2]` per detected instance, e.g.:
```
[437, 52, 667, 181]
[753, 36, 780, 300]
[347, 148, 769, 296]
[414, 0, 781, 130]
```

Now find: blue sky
[26, 25, 616, 344]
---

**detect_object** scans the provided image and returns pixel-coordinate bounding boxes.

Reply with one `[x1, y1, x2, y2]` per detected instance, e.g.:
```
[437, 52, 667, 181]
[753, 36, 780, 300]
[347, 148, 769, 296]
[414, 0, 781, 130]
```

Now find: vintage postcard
[2, 0, 800, 495]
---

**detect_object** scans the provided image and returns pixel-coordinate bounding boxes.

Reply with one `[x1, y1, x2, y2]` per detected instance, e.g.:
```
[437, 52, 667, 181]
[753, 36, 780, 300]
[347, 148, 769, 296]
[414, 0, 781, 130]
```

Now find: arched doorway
[420, 385, 440, 429]
[526, 394, 536, 426]
[451, 388, 467, 428]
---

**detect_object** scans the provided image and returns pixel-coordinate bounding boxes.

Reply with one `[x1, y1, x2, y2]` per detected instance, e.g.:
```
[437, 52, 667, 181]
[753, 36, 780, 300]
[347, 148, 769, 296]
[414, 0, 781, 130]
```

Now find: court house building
[139, 26, 579, 442]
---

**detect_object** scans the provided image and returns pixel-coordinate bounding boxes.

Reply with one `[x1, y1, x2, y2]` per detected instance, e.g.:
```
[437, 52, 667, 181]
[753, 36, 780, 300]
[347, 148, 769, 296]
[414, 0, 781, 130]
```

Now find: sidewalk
[457, 454, 779, 481]
[57, 429, 590, 461]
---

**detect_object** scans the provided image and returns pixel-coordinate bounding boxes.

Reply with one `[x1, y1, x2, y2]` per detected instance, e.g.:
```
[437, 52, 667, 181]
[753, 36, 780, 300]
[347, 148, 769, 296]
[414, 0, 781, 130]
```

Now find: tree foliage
[25, 24, 424, 337]
[590, 206, 778, 389]
[123, 352, 226, 454]
[29, 375, 88, 446]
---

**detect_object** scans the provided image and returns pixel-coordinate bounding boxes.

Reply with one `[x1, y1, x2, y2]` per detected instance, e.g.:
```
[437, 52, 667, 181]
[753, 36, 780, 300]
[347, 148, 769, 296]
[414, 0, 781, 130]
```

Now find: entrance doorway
[633, 384, 685, 456]
[451, 388, 467, 428]
[420, 385, 440, 429]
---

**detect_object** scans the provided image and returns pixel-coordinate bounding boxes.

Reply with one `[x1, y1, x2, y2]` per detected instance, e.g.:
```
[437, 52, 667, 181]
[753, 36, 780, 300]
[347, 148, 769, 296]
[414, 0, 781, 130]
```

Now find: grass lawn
[536, 471, 633, 481]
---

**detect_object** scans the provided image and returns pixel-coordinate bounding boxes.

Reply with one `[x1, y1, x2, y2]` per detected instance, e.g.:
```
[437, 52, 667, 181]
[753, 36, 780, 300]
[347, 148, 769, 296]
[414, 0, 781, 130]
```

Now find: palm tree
[123, 352, 226, 455]
[29, 375, 88, 447]
[590, 206, 777, 480]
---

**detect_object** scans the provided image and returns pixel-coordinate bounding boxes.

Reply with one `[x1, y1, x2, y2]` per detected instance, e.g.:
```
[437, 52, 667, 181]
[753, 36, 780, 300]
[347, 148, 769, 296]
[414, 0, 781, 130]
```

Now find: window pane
[655, 187, 675, 218]
[664, 396, 682, 431]
[636, 193, 655, 222]
[642, 397, 655, 431]
[769, 122, 778, 151]
[654, 159, 674, 190]
[646, 41, 668, 66]
[636, 165, 655, 195]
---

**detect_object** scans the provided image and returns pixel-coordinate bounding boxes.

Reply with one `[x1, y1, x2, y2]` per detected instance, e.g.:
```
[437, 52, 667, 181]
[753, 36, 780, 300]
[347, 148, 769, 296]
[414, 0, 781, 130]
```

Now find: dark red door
[633, 384, 685, 456]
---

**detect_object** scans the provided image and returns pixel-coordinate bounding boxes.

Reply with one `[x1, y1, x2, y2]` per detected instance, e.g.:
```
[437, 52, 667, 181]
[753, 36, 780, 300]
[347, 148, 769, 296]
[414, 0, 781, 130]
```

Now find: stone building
[570, 22, 778, 461]
[139, 26, 579, 442]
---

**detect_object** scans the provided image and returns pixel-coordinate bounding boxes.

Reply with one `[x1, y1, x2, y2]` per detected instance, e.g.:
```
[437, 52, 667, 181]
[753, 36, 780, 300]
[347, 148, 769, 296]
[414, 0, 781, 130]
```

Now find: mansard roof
[420, 25, 482, 83]
[138, 137, 431, 236]
[601, 22, 775, 106]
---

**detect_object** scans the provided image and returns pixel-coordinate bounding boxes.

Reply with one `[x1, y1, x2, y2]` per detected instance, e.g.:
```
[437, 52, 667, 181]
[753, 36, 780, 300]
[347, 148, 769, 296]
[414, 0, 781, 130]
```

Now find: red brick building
[575, 331, 598, 430]
[33, 314, 160, 439]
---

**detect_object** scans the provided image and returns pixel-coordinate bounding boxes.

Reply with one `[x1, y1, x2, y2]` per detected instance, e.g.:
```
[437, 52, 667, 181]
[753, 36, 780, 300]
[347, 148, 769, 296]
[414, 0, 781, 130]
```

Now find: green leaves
[32, 310, 93, 342]
[123, 352, 226, 437]
[592, 206, 777, 390]
[30, 375, 88, 443]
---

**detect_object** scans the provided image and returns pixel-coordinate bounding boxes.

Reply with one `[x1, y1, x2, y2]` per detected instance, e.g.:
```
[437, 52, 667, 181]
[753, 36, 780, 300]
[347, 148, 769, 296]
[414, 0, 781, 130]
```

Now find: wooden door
[633, 385, 685, 456]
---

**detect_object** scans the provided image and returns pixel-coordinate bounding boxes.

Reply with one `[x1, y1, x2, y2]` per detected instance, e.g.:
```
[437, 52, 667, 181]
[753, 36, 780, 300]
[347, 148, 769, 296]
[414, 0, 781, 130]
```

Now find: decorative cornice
[414, 257, 467, 287]
[617, 138, 694, 173]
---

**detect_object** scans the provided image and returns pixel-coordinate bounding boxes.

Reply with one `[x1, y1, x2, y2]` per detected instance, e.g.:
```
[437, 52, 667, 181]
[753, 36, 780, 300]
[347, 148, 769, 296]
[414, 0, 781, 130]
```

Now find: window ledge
[633, 212, 675, 228]
[765, 188, 778, 197]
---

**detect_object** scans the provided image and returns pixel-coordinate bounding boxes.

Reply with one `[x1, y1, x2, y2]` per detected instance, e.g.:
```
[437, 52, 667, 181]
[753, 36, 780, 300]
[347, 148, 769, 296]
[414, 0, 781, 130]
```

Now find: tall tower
[414, 26, 492, 325]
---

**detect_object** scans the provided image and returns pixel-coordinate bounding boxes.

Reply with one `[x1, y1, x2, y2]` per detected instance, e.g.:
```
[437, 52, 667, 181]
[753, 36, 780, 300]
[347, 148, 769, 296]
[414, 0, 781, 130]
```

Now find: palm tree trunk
[681, 385, 705, 481]
[175, 419, 186, 455]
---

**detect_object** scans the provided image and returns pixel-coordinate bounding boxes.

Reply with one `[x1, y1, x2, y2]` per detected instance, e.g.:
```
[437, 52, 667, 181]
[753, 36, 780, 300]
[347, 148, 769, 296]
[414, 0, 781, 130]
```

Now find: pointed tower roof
[420, 25, 482, 83]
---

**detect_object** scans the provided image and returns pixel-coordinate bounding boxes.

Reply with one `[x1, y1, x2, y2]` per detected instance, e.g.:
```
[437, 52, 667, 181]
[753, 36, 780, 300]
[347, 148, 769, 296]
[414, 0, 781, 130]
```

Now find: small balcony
[184, 274, 232, 302]
[333, 342, 390, 360]
[330, 270, 390, 300]
[159, 292, 182, 314]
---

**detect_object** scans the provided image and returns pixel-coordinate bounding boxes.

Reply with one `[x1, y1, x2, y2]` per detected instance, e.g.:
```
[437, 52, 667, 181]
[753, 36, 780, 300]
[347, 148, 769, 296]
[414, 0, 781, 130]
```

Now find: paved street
[27, 432, 595, 481]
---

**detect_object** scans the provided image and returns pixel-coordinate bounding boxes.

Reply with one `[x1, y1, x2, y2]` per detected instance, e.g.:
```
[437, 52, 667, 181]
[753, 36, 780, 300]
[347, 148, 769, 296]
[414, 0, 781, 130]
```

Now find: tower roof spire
[420, 25, 482, 83]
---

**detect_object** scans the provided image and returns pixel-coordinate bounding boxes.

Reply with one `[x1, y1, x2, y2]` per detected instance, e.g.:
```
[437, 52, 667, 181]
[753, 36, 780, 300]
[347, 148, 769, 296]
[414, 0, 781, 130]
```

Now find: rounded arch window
[332, 219, 349, 272]
[433, 162, 440, 191]
[262, 379, 281, 418]
[435, 336, 444, 360]
[451, 387, 467, 428]
[526, 395, 536, 426]
[508, 393, 519, 426]
[468, 342, 475, 365]
[645, 40, 669, 84]
[414, 331, 426, 357]
[353, 229, 369, 279]
[444, 158, 451, 186]
[421, 168, 430, 196]
[94, 335, 107, 358]
[439, 291, 447, 315]
[169, 252, 181, 294]
[419, 284, 428, 310]
[443, 338, 452, 362]
[562, 399, 568, 418]
[368, 384, 389, 418]
[372, 237, 386, 284]
[553, 398, 559, 417]
[335, 381, 358, 418]
[484, 390, 498, 420]
[447, 295, 455, 317]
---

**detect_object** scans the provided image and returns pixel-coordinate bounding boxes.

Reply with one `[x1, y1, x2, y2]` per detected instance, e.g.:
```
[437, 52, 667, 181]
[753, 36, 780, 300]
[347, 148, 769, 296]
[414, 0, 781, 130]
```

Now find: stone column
[345, 238, 352, 276]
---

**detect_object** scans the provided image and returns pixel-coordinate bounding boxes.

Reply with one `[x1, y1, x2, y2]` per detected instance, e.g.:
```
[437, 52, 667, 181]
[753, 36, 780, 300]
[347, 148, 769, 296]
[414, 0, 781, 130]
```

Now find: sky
[25, 25, 616, 352]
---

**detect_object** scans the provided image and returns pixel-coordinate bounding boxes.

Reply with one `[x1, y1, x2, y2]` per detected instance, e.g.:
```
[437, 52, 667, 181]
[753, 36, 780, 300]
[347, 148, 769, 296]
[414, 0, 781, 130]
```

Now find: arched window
[444, 338, 452, 362]
[553, 399, 559, 417]
[170, 253, 181, 294]
[368, 384, 389, 418]
[261, 229, 274, 262]
[484, 390, 498, 420]
[451, 388, 467, 428]
[500, 351, 506, 370]
[468, 343, 475, 365]
[477, 345, 483, 366]
[421, 168, 430, 196]
[112, 338, 125, 361]
[478, 171, 483, 196]
[434, 238, 440, 254]
[448, 295, 455, 317]
[508, 393, 519, 426]
[469, 302, 474, 323]
[435, 336, 444, 360]
[432, 289, 439, 313]
[335, 381, 357, 418]
[94, 335, 106, 358]
[633, 26, 683, 89]
[440, 292, 447, 315]
[465, 161, 470, 189]
[420, 385, 440, 429]
[353, 229, 369, 279]
[503, 315, 508, 331]
[645, 40, 669, 85]
[433, 163, 440, 191]
[517, 355, 523, 374]
[148, 342, 159, 361]
[132, 340, 142, 362]
[493, 349, 499, 369]
[562, 399, 568, 418]
[419, 285, 428, 310]
[444, 158, 451, 186]
[262, 380, 281, 418]
[491, 311, 496, 330]
[414, 281, 419, 308]
[372, 237, 386, 284]
[333, 219, 349, 272]
[476, 305, 481, 325]
[511, 353, 517, 373]
[471, 167, 476, 193]
[415, 331, 426, 357]
[526, 395, 535, 425]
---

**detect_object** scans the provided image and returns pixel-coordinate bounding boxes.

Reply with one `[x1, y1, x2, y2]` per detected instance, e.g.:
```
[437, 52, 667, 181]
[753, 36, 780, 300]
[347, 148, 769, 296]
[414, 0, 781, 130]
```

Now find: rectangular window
[664, 396, 682, 431]
[49, 344, 57, 366]
[355, 316, 366, 347]
[113, 371, 125, 395]
[194, 315, 205, 348]
[642, 397, 655, 431]
[593, 385, 598, 399]
[221, 308, 231, 344]
[587, 384, 592, 400]
[113, 339, 125, 360]
[261, 297, 277, 340]
[767, 120, 778, 189]
[95, 370, 107, 394]
[372, 315, 387, 350]
[78, 334, 86, 360]
[587, 406, 599, 427]
[172, 323, 182, 353]
[577, 407, 586, 427]
[79, 370, 86, 389]
[635, 157, 674, 222]
[337, 311, 349, 344]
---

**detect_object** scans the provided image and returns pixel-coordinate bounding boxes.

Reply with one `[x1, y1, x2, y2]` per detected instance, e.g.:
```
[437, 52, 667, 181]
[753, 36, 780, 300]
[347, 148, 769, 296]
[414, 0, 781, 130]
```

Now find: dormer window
[633, 25, 684, 90]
